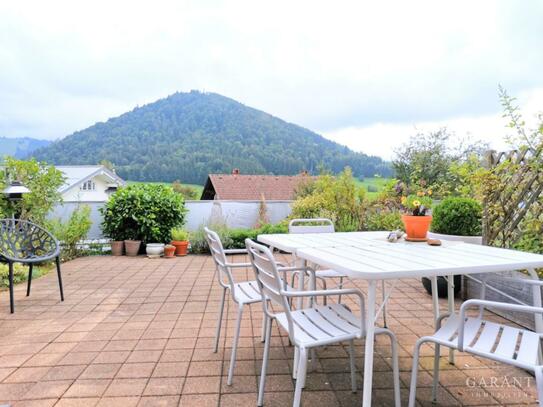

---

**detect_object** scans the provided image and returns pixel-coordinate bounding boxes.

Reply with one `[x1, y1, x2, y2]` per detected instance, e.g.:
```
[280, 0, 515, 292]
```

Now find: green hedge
[431, 197, 482, 236]
[190, 223, 288, 254]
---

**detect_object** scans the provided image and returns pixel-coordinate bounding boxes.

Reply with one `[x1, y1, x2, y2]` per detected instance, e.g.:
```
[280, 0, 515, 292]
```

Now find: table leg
[447, 274, 455, 364]
[362, 280, 377, 407]
[431, 277, 440, 327]
[528, 268, 543, 333]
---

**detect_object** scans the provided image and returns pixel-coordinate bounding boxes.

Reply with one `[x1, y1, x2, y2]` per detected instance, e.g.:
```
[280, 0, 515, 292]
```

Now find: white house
[56, 165, 125, 203]
[50, 165, 125, 239]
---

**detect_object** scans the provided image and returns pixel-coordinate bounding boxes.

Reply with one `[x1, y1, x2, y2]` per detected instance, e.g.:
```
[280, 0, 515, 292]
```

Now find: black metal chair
[0, 219, 64, 313]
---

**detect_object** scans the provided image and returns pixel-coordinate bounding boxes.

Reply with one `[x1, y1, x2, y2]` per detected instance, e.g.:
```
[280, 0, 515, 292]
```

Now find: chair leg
[338, 276, 344, 303]
[382, 280, 387, 328]
[213, 288, 227, 353]
[8, 261, 14, 314]
[227, 304, 244, 385]
[55, 256, 64, 301]
[260, 312, 267, 342]
[293, 347, 307, 407]
[292, 346, 299, 379]
[348, 340, 357, 393]
[432, 343, 441, 402]
[26, 263, 33, 297]
[535, 366, 543, 407]
[408, 339, 425, 407]
[258, 316, 272, 407]
[388, 332, 401, 407]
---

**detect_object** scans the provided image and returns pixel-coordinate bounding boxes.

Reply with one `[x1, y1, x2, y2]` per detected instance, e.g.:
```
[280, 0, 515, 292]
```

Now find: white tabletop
[257, 232, 543, 280]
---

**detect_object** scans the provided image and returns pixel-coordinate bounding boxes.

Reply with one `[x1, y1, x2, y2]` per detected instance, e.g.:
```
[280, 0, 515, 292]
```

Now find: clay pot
[124, 240, 141, 256]
[171, 240, 189, 256]
[401, 215, 432, 241]
[110, 241, 124, 256]
[164, 245, 176, 258]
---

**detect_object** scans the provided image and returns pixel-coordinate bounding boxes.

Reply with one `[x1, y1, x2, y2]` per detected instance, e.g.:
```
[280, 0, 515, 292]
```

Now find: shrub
[291, 168, 367, 231]
[365, 208, 403, 231]
[431, 197, 482, 236]
[171, 227, 189, 241]
[46, 205, 92, 261]
[172, 181, 199, 200]
[100, 184, 186, 243]
[0, 157, 64, 224]
[0, 263, 27, 287]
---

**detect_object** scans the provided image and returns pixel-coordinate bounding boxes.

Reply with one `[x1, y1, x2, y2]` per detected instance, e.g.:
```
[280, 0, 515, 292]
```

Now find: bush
[101, 184, 186, 243]
[0, 263, 27, 287]
[365, 208, 403, 231]
[46, 205, 92, 261]
[189, 222, 288, 254]
[171, 227, 189, 241]
[172, 181, 199, 200]
[431, 197, 482, 236]
[0, 157, 64, 224]
[291, 168, 367, 231]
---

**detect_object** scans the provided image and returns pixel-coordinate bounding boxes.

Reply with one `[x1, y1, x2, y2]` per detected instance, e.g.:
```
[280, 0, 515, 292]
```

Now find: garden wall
[50, 200, 293, 239]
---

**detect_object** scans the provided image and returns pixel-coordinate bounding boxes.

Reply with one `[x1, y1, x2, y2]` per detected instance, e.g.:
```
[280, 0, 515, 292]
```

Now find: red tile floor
[0, 255, 539, 406]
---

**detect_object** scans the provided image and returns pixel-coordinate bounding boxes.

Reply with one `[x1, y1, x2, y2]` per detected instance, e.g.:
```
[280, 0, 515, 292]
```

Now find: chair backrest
[204, 227, 235, 290]
[288, 218, 335, 234]
[0, 219, 60, 262]
[245, 238, 295, 337]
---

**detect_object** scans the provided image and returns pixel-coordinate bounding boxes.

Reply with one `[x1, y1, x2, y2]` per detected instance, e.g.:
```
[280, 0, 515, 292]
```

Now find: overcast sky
[1, 0, 542, 159]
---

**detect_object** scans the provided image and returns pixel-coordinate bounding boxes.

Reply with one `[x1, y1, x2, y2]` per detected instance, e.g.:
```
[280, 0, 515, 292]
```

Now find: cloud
[0, 0, 542, 159]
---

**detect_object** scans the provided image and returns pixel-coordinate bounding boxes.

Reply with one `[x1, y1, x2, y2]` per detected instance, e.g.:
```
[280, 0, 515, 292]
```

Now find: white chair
[288, 218, 348, 299]
[246, 238, 401, 407]
[408, 276, 543, 406]
[205, 227, 304, 386]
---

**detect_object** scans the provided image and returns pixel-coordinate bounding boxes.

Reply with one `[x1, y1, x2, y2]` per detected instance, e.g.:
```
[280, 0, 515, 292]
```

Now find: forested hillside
[33, 91, 391, 183]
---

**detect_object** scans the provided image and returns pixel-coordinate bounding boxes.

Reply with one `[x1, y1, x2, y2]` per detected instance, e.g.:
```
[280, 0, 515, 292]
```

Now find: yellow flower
[413, 200, 421, 207]
[401, 196, 407, 204]
[417, 191, 424, 196]
[428, 189, 432, 196]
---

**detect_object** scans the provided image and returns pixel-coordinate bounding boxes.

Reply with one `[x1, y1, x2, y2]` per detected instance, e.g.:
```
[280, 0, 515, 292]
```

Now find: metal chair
[204, 227, 303, 386]
[0, 219, 64, 313]
[288, 218, 348, 299]
[408, 276, 543, 406]
[246, 238, 401, 407]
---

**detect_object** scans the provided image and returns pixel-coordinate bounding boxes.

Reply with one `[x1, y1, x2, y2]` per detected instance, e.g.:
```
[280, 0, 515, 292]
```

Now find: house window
[80, 180, 96, 191]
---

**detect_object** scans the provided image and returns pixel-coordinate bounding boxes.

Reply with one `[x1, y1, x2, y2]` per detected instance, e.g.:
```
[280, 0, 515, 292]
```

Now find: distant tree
[172, 180, 198, 200]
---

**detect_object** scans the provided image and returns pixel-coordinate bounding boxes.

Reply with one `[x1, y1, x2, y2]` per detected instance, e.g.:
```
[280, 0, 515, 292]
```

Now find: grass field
[355, 176, 393, 199]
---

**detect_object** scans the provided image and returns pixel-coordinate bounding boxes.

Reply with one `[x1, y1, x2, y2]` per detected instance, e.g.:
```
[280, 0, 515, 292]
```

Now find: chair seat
[433, 315, 542, 368]
[276, 303, 361, 347]
[315, 268, 347, 278]
[234, 281, 297, 305]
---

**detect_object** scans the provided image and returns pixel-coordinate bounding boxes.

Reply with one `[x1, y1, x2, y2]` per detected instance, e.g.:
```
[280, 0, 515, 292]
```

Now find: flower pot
[110, 241, 124, 256]
[401, 215, 432, 241]
[146, 243, 164, 257]
[164, 245, 176, 258]
[124, 240, 141, 257]
[171, 240, 189, 256]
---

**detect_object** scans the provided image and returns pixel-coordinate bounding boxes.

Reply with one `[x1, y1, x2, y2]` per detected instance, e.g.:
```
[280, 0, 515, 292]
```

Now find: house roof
[56, 165, 125, 193]
[201, 174, 315, 200]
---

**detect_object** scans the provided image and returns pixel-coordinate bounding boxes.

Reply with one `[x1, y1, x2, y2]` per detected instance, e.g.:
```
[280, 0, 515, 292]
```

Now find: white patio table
[257, 231, 543, 407]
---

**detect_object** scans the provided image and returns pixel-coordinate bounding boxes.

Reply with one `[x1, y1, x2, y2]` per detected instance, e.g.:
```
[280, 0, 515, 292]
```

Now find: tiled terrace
[0, 255, 539, 406]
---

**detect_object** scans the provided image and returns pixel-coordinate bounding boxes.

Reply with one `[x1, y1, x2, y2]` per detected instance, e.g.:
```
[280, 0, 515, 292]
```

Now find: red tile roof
[202, 174, 315, 200]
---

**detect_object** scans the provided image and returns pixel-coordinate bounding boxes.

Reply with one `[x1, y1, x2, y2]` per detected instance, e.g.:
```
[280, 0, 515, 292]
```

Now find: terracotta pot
[124, 240, 141, 256]
[171, 240, 189, 256]
[401, 215, 432, 241]
[110, 241, 124, 256]
[164, 245, 176, 258]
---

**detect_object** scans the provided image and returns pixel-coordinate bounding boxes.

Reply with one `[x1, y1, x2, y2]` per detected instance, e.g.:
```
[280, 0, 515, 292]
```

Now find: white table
[258, 231, 543, 407]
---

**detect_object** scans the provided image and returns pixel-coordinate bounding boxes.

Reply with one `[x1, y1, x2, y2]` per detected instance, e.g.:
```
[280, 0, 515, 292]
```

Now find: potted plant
[171, 227, 189, 256]
[422, 197, 483, 297]
[124, 237, 141, 257]
[401, 193, 433, 241]
[110, 240, 124, 256]
[146, 243, 165, 257]
[164, 244, 176, 258]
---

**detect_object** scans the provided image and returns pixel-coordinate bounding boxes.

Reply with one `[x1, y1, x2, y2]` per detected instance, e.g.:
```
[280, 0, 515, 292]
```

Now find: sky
[1, 0, 542, 159]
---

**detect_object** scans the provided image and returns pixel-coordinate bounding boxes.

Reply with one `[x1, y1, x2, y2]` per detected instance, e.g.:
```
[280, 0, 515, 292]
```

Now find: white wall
[49, 200, 293, 240]
[62, 176, 112, 202]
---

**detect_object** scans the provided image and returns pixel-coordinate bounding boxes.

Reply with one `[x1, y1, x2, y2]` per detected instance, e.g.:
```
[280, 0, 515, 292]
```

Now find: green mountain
[0, 137, 51, 159]
[33, 91, 391, 183]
